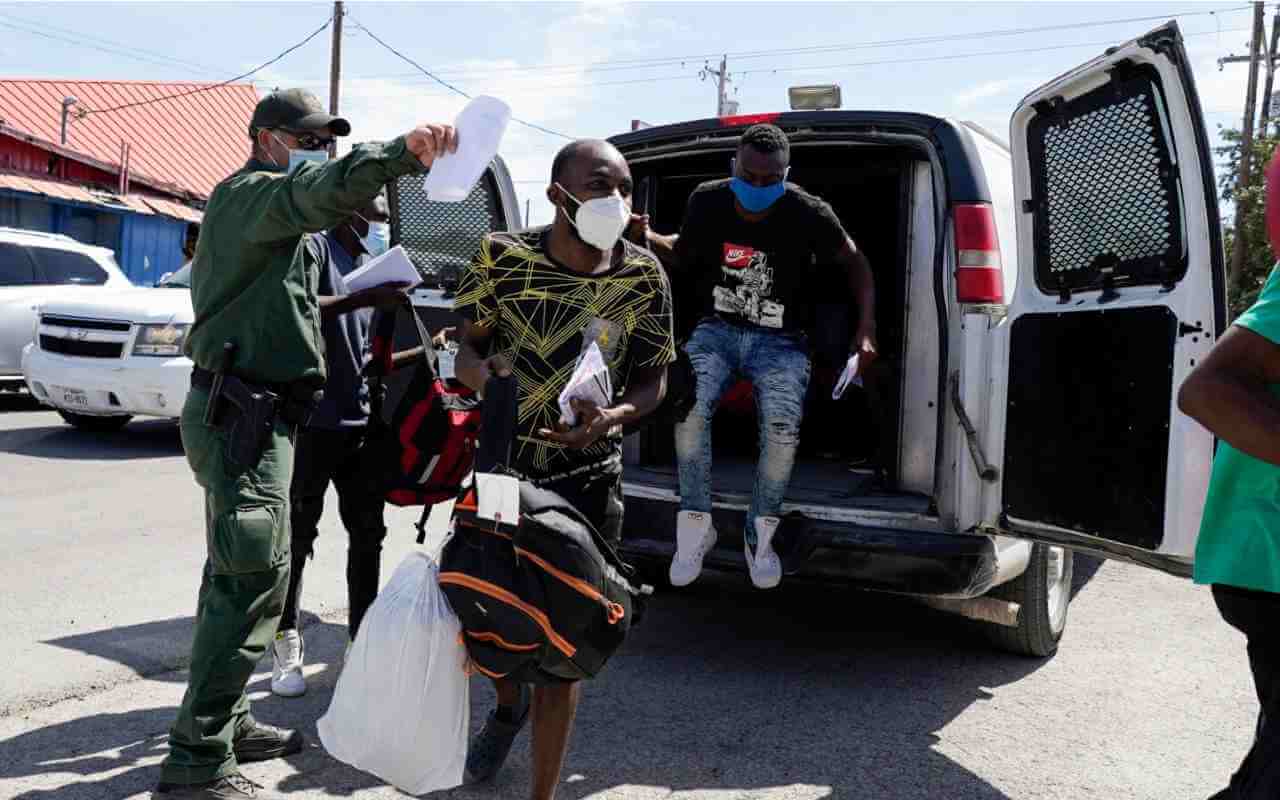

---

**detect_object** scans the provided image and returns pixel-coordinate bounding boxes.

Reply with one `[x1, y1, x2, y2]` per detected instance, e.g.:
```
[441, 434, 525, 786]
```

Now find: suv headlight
[132, 323, 190, 357]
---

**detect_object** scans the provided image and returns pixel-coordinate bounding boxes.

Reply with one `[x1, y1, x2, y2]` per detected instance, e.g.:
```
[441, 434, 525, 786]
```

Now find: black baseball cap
[250, 88, 351, 136]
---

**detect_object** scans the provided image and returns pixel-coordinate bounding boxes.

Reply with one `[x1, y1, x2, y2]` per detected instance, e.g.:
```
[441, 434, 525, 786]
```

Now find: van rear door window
[1027, 63, 1184, 295]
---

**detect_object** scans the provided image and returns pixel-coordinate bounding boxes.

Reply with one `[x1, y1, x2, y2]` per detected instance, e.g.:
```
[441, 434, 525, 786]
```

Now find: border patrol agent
[155, 88, 457, 800]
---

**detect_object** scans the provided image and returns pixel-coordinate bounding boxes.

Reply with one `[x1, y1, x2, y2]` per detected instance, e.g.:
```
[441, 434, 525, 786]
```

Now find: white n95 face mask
[557, 183, 631, 252]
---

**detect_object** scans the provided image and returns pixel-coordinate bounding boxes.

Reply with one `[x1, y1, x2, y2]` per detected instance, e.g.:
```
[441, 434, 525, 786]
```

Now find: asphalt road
[0, 396, 1260, 799]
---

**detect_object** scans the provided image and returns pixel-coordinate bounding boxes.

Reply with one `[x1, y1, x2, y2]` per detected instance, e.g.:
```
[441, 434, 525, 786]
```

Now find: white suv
[22, 262, 193, 431]
[0, 227, 132, 390]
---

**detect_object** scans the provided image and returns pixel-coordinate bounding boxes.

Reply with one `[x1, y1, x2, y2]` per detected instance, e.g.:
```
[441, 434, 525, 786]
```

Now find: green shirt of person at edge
[156, 87, 458, 800]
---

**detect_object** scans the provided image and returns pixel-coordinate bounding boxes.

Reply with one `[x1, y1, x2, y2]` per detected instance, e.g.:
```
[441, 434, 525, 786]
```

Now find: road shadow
[40, 612, 330, 686]
[10, 575, 1079, 799]
[1, 618, 346, 800]
[0, 418, 181, 460]
[280, 579, 1048, 799]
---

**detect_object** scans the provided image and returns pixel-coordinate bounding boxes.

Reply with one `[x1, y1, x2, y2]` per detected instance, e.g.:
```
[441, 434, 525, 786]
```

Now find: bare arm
[835, 236, 878, 366]
[1179, 325, 1280, 466]
[455, 319, 511, 394]
[318, 282, 410, 321]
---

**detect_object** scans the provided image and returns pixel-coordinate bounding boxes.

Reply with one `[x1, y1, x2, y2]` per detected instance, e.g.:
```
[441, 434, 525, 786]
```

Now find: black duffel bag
[438, 375, 650, 683]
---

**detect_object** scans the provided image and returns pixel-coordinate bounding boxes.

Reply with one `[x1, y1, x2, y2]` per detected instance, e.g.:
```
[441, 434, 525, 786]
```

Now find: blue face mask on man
[268, 132, 328, 174]
[729, 158, 790, 213]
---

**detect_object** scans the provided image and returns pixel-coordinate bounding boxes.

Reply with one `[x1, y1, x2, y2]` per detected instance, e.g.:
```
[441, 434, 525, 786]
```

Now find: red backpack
[363, 304, 482, 541]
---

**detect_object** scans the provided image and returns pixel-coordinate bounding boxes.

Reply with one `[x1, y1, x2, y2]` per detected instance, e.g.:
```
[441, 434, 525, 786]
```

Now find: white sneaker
[745, 516, 783, 590]
[669, 510, 717, 587]
[271, 629, 306, 698]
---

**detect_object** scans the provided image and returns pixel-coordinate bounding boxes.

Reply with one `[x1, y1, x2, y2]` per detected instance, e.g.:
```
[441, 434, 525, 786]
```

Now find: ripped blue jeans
[675, 317, 811, 543]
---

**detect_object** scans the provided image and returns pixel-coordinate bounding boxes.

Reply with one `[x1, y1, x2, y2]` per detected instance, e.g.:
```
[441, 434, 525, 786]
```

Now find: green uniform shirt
[186, 138, 422, 386]
[1194, 264, 1280, 593]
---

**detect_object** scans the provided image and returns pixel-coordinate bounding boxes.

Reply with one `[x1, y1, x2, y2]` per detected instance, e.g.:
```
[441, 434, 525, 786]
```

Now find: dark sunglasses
[280, 130, 335, 151]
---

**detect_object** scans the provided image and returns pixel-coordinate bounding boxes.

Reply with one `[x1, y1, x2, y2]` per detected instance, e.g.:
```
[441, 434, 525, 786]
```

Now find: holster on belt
[195, 342, 321, 470]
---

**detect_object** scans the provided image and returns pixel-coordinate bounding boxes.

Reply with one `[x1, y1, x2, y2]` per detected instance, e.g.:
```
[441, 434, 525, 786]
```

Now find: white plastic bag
[318, 552, 469, 795]
[558, 341, 612, 427]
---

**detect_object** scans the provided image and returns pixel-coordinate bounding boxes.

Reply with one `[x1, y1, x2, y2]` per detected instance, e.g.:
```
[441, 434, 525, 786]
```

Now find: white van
[392, 22, 1222, 658]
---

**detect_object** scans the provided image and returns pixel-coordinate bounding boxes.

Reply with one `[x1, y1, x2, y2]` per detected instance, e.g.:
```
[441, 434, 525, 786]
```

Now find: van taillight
[953, 203, 1004, 304]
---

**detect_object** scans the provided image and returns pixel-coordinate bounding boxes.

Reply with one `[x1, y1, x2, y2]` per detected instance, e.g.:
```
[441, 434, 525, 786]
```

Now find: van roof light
[789, 84, 842, 111]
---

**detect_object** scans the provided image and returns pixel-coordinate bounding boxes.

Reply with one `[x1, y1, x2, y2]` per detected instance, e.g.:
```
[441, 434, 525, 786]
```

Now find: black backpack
[438, 375, 650, 683]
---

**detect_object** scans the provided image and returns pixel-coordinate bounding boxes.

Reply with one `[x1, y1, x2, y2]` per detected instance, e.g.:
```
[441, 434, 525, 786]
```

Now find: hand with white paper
[423, 96, 511, 202]
[405, 122, 459, 169]
[538, 397, 619, 451]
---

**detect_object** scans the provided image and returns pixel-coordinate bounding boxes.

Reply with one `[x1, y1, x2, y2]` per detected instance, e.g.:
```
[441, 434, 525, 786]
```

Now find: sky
[0, 1, 1268, 224]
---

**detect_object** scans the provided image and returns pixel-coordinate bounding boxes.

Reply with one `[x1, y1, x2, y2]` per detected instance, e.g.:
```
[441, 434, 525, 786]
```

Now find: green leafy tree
[1217, 127, 1279, 317]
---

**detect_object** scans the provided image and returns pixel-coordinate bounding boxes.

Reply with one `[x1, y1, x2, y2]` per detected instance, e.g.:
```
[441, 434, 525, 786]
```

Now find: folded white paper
[558, 342, 612, 427]
[424, 96, 512, 202]
[476, 473, 520, 526]
[832, 353, 863, 400]
[343, 245, 422, 293]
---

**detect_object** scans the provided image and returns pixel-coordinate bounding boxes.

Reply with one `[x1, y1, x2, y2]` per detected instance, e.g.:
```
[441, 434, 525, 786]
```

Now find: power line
[79, 15, 334, 117]
[737, 25, 1253, 77]
[348, 16, 574, 141]
[332, 4, 1253, 82]
[0, 15, 227, 77]
[315, 24, 1248, 104]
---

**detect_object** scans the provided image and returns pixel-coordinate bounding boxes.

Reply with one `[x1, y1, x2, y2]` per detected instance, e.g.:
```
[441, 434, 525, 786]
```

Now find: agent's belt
[190, 366, 319, 428]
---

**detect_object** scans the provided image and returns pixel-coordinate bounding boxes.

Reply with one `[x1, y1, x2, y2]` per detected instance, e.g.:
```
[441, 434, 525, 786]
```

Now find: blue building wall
[1, 191, 190, 285]
[120, 213, 187, 286]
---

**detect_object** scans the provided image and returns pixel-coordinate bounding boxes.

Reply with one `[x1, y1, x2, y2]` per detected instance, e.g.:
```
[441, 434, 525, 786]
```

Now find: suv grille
[39, 335, 124, 359]
[39, 315, 131, 332]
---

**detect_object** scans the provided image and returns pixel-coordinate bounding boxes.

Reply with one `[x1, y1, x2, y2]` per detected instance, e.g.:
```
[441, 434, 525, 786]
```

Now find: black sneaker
[153, 773, 280, 798]
[232, 721, 305, 764]
[465, 685, 531, 783]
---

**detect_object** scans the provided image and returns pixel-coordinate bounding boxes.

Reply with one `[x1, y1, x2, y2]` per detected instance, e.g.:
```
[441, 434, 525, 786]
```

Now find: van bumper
[619, 495, 998, 598]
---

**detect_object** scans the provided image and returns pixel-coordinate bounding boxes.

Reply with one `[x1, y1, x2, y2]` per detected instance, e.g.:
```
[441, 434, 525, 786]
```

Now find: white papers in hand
[558, 342, 612, 427]
[343, 245, 422, 293]
[423, 96, 512, 202]
[832, 353, 863, 400]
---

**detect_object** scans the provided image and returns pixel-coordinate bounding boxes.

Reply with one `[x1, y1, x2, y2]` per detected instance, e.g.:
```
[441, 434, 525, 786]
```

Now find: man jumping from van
[453, 139, 675, 799]
[640, 123, 878, 589]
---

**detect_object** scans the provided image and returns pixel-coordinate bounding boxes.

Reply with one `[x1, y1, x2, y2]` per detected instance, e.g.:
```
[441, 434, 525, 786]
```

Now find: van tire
[58, 411, 132, 432]
[984, 543, 1073, 658]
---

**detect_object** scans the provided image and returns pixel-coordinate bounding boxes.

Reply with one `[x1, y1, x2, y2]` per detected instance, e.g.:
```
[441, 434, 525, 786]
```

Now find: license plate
[61, 389, 88, 407]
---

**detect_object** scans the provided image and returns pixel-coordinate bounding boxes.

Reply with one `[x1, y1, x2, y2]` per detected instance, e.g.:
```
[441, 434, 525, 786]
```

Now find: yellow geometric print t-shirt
[454, 227, 677, 479]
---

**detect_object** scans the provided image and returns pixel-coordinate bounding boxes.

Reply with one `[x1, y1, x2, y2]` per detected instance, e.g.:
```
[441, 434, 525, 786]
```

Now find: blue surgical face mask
[354, 213, 390, 259]
[729, 159, 789, 213]
[269, 132, 327, 174]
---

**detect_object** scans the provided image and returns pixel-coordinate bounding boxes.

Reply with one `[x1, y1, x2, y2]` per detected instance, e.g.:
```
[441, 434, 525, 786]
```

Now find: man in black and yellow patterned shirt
[454, 139, 674, 800]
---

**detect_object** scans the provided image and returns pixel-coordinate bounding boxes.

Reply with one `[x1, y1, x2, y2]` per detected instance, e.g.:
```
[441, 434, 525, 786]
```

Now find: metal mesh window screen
[390, 171, 500, 284]
[1028, 66, 1184, 293]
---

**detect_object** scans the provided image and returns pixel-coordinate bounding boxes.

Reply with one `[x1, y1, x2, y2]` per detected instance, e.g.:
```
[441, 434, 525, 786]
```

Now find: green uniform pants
[160, 387, 295, 785]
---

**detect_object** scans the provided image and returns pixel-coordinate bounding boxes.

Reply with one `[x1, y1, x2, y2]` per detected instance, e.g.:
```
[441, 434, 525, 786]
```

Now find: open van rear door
[994, 22, 1225, 575]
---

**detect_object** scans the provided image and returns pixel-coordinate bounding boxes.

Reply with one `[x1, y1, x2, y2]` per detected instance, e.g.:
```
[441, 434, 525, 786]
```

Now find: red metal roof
[0, 79, 258, 200]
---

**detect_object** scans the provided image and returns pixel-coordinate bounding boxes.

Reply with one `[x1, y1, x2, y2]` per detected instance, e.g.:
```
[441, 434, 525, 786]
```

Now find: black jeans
[1211, 583, 1280, 799]
[535, 466, 625, 546]
[280, 427, 387, 639]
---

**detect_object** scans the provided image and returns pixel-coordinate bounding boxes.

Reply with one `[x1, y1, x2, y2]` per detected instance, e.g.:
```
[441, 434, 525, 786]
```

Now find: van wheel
[984, 543, 1073, 658]
[58, 411, 132, 432]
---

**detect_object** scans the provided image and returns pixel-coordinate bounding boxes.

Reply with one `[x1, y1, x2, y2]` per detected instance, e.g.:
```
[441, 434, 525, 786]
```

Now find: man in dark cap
[154, 88, 456, 800]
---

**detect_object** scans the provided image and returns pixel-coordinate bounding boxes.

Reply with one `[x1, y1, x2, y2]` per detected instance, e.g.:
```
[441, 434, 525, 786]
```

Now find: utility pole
[1260, 7, 1280, 137]
[328, 0, 344, 159]
[701, 56, 732, 117]
[1226, 1, 1266, 288]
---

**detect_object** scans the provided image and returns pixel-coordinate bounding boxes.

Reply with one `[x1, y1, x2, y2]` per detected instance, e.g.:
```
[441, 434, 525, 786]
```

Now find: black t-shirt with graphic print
[454, 227, 677, 480]
[674, 179, 850, 334]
